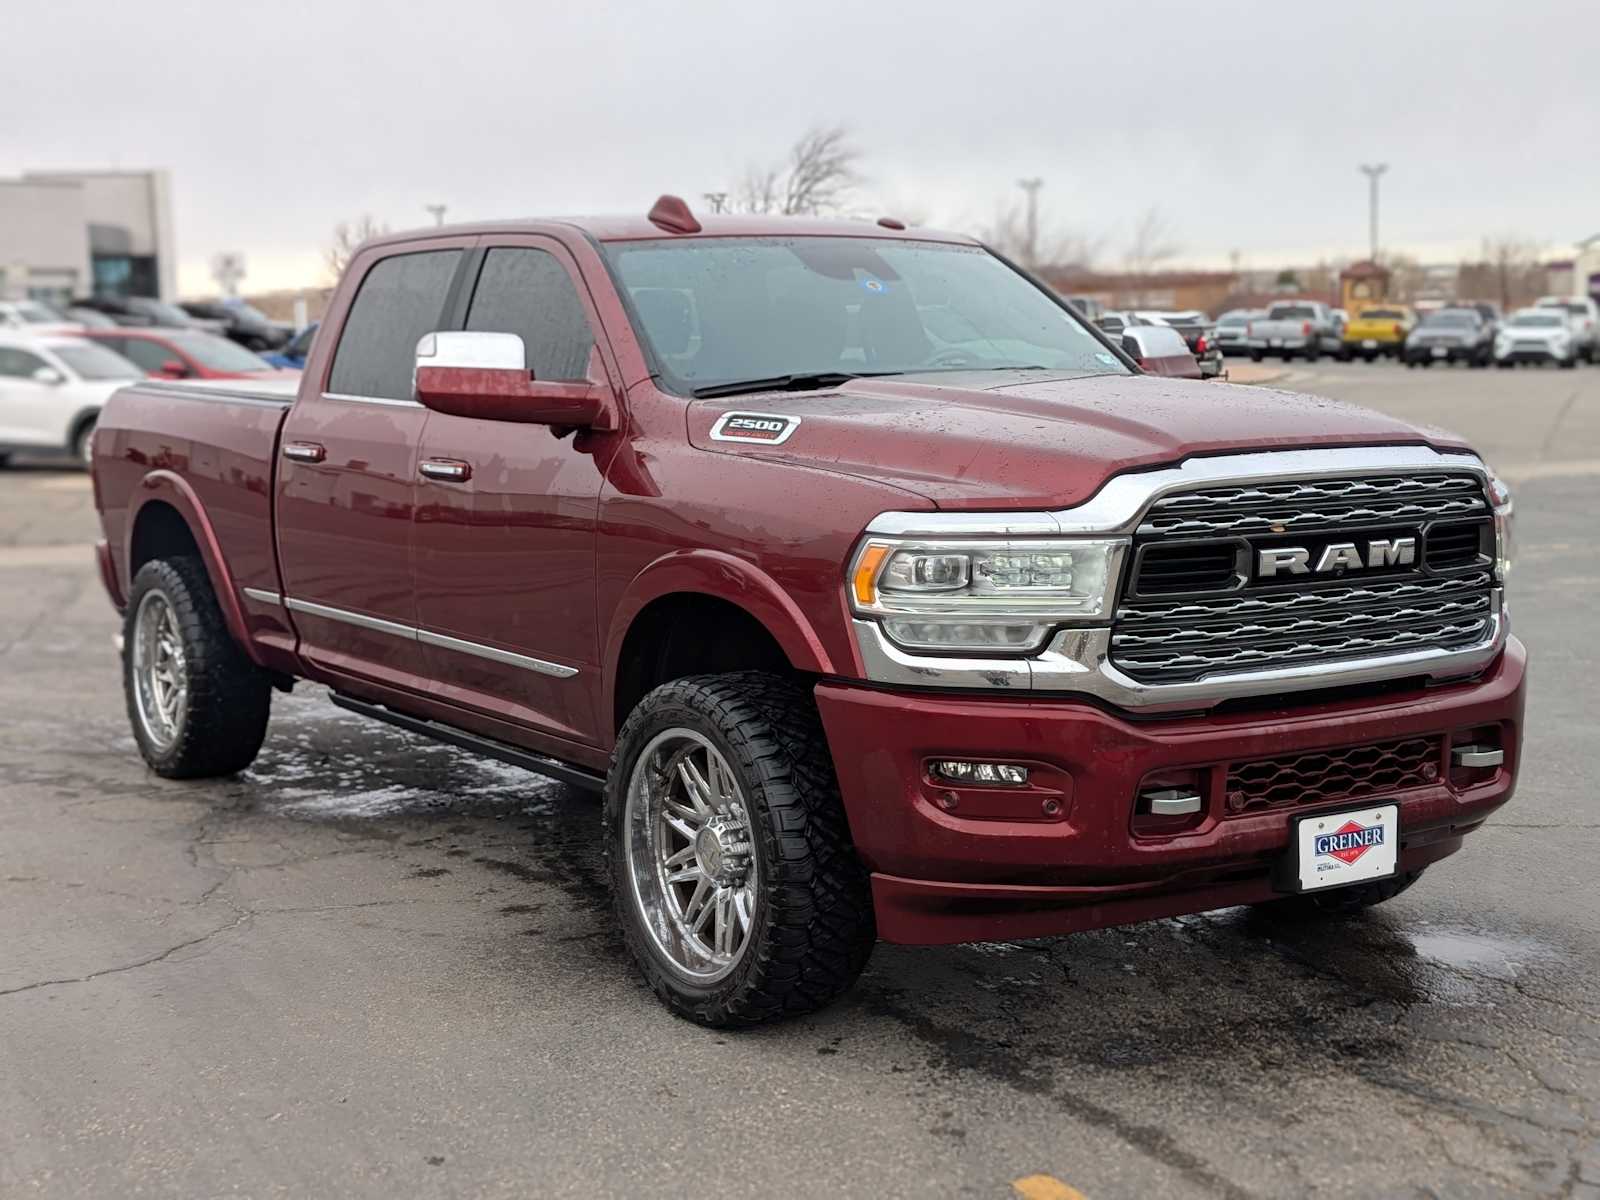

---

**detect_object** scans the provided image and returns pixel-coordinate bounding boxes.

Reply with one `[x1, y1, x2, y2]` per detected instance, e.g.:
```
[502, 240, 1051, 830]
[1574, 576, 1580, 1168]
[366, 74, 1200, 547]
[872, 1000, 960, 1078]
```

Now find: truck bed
[93, 378, 297, 666]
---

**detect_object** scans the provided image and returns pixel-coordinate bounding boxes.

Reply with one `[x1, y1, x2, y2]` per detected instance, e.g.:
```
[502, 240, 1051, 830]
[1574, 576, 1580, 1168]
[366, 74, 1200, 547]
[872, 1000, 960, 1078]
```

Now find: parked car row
[1198, 293, 1600, 369]
[0, 312, 299, 470]
[1092, 310, 1224, 378]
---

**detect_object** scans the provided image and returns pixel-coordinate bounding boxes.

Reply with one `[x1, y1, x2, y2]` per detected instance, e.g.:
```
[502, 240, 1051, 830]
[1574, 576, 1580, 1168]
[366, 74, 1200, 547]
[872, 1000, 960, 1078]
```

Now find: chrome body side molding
[282, 597, 578, 680]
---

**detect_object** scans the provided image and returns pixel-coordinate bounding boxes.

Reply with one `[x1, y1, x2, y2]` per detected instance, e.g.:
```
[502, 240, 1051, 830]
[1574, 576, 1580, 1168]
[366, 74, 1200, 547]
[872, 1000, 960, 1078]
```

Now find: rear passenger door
[275, 238, 472, 694]
[411, 238, 617, 746]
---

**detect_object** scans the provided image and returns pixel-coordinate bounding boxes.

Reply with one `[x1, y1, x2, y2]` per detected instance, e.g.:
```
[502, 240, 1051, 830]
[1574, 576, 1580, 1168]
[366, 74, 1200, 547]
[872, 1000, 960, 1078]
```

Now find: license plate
[1289, 804, 1398, 892]
[1431, 346, 1448, 357]
[1269, 338, 1283, 347]
[1362, 339, 1378, 349]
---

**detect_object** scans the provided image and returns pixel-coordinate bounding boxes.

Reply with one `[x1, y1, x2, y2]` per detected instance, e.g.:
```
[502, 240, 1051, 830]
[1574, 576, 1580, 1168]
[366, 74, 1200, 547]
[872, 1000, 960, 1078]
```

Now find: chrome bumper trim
[851, 591, 1507, 711]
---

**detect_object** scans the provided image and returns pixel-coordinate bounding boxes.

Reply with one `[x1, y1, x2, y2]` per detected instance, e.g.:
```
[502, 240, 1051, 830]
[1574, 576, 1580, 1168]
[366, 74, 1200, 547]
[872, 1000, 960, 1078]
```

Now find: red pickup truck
[91, 198, 1523, 1026]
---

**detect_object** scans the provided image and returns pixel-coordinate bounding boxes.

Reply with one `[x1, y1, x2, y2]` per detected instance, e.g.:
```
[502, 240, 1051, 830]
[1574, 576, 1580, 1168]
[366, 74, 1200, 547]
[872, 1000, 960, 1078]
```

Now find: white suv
[1535, 296, 1599, 363]
[0, 334, 145, 468]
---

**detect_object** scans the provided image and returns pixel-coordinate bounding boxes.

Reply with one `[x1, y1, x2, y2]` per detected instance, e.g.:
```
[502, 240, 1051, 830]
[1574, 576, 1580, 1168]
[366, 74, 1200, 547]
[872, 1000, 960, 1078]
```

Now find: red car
[84, 327, 295, 381]
[88, 198, 1522, 1026]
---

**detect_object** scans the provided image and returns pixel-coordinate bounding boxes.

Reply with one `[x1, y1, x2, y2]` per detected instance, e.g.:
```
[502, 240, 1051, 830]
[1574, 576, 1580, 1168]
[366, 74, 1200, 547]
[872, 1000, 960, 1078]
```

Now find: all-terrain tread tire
[123, 556, 271, 779]
[604, 671, 875, 1027]
[1254, 867, 1425, 920]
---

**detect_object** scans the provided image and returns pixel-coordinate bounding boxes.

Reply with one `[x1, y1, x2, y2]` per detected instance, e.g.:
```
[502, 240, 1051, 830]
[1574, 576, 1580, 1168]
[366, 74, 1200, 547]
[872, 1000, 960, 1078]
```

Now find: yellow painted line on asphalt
[1012, 1174, 1088, 1200]
[0, 543, 95, 569]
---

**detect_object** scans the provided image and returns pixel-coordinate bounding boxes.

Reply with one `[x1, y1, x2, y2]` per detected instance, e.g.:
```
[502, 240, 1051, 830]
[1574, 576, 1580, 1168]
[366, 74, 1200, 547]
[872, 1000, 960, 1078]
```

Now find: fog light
[930, 760, 1030, 787]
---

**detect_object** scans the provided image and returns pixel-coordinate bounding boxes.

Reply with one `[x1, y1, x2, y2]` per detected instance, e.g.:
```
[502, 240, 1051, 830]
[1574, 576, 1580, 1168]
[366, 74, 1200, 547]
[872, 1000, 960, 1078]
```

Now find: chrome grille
[1139, 473, 1485, 538]
[1113, 473, 1496, 684]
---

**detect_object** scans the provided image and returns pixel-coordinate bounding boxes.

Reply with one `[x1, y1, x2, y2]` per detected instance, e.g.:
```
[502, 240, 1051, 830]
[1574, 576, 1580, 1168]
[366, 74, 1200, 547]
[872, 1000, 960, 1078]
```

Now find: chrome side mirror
[412, 331, 613, 429]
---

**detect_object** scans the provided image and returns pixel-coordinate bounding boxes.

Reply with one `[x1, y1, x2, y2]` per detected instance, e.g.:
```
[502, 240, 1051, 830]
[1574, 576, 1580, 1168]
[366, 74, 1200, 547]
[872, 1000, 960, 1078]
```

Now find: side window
[0, 348, 48, 378]
[120, 340, 173, 373]
[465, 248, 596, 382]
[329, 249, 462, 400]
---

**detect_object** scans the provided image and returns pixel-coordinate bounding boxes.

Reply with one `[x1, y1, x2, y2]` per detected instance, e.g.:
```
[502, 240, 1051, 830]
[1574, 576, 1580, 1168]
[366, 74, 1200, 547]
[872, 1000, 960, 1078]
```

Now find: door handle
[419, 458, 472, 483]
[282, 441, 326, 463]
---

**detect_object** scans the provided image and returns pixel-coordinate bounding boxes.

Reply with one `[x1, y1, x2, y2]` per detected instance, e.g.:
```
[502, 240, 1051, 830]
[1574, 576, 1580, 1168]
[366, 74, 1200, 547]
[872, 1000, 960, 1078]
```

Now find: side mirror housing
[158, 359, 189, 379]
[31, 366, 65, 386]
[413, 331, 613, 429]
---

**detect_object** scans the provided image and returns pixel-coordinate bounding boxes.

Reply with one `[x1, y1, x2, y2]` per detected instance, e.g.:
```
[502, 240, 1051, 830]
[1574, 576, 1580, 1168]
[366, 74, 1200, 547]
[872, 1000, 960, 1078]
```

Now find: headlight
[849, 536, 1127, 652]
[1487, 471, 1514, 583]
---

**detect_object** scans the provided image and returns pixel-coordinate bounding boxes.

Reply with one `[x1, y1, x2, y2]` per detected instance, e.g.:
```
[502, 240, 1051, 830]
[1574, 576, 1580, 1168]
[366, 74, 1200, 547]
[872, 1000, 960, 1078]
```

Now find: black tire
[70, 418, 97, 470]
[123, 556, 271, 778]
[1303, 347, 1319, 363]
[0, 452, 11, 469]
[605, 672, 875, 1026]
[1249, 350, 1263, 362]
[1254, 868, 1426, 920]
[1496, 359, 1514, 369]
[1560, 356, 1578, 370]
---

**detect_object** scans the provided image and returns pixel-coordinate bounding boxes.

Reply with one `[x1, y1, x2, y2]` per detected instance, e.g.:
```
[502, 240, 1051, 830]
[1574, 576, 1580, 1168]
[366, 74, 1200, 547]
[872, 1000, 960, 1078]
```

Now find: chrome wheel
[624, 729, 758, 984]
[131, 589, 187, 751]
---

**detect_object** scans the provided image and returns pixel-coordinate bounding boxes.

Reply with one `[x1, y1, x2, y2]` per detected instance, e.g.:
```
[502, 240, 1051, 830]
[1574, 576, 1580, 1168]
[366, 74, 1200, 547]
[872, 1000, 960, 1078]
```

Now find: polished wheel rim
[625, 729, 758, 983]
[131, 590, 187, 750]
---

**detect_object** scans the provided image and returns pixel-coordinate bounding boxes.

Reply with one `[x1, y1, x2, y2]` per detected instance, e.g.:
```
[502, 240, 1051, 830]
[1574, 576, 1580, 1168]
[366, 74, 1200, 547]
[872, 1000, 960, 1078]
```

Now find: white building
[0, 169, 176, 305]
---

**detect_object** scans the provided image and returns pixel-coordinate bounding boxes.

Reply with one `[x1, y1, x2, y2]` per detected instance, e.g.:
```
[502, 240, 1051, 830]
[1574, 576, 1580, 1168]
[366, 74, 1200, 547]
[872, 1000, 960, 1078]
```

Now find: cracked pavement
[1, 361, 1597, 1198]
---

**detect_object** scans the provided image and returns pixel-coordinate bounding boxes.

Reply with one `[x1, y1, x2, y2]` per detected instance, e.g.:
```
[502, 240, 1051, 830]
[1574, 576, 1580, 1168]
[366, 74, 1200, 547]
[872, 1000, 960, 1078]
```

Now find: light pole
[425, 203, 448, 227]
[1017, 178, 1043, 268]
[1357, 164, 1387, 262]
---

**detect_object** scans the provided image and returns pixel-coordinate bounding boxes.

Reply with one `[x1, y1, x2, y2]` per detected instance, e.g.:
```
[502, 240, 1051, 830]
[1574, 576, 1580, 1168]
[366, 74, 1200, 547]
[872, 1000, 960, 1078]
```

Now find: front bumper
[815, 638, 1525, 944]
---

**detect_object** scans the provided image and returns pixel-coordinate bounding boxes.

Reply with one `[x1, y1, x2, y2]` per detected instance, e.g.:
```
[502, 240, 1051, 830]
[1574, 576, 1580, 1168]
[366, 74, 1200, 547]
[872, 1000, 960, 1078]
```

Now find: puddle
[1407, 927, 1543, 983]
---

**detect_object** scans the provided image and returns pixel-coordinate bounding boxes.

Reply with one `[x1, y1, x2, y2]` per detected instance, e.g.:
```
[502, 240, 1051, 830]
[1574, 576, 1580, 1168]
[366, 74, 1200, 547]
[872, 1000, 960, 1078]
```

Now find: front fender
[125, 470, 262, 666]
[602, 548, 838, 718]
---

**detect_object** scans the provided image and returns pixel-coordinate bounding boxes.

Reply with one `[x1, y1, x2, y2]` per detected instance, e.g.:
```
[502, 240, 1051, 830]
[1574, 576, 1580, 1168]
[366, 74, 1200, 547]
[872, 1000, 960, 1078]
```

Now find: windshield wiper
[691, 371, 900, 399]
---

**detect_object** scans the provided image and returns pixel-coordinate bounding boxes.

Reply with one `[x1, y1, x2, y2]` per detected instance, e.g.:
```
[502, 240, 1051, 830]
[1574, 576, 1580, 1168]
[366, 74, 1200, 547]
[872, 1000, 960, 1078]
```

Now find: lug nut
[1041, 798, 1063, 818]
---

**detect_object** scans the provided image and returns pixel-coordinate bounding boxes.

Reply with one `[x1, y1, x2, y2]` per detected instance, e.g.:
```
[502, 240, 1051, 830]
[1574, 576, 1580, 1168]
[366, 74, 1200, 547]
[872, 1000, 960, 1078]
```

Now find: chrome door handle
[419, 458, 471, 482]
[282, 441, 326, 463]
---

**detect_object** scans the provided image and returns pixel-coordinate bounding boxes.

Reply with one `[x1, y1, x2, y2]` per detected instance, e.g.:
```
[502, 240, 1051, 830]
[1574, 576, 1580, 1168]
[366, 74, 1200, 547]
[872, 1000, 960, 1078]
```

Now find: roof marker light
[647, 194, 702, 234]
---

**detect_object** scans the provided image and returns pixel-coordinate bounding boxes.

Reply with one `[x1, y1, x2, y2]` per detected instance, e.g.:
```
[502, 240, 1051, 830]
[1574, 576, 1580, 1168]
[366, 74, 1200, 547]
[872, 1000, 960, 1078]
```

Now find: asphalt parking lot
[2, 360, 1597, 1199]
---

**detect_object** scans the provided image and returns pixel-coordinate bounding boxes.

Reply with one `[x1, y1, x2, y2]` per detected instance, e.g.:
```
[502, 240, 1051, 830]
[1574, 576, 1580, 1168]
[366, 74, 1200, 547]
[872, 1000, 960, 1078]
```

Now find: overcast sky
[11, 0, 1598, 295]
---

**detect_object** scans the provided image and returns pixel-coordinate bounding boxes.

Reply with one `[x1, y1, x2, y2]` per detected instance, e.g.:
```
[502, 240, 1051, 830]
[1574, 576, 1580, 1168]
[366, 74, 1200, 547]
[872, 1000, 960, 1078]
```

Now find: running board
[329, 692, 606, 793]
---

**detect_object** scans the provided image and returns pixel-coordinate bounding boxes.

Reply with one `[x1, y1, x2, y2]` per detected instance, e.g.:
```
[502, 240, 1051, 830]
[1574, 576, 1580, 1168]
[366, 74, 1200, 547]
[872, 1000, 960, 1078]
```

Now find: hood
[687, 371, 1467, 511]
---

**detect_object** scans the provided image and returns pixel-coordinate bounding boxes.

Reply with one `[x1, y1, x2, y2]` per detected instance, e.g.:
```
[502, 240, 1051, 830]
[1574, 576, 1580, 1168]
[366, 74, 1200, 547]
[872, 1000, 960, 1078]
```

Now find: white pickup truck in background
[1247, 301, 1344, 362]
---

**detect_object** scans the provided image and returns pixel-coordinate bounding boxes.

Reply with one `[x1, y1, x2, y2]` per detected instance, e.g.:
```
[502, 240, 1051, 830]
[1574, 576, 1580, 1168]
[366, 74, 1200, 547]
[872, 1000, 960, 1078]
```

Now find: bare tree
[1477, 233, 1544, 311]
[737, 126, 861, 216]
[325, 215, 389, 283]
[1123, 207, 1182, 275]
[982, 202, 1101, 271]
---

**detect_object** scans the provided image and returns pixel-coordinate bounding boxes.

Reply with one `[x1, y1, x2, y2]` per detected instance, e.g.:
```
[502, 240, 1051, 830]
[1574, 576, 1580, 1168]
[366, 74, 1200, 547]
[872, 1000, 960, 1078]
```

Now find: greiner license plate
[1291, 804, 1398, 892]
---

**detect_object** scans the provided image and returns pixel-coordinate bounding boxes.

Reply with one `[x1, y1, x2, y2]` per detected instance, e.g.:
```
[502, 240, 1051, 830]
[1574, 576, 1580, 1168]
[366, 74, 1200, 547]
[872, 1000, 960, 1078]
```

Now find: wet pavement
[1, 361, 1597, 1198]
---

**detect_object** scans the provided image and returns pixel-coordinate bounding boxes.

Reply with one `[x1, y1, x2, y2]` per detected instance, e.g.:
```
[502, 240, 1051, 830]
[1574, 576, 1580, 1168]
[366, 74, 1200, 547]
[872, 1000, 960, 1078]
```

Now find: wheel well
[129, 502, 200, 574]
[613, 594, 794, 732]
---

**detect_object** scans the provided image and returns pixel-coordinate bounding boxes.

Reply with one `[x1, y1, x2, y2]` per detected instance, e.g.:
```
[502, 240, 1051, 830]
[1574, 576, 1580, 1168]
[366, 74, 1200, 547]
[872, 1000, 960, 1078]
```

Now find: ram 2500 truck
[91, 197, 1524, 1026]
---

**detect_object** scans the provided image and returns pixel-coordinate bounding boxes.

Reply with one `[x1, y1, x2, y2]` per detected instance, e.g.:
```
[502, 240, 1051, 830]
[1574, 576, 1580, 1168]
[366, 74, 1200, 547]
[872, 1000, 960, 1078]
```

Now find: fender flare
[602, 549, 837, 721]
[125, 470, 263, 666]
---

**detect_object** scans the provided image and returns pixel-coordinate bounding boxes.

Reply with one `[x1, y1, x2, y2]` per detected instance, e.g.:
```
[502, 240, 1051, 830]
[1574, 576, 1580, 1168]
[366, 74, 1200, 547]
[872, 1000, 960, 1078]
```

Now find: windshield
[1360, 309, 1405, 320]
[166, 332, 274, 372]
[1267, 305, 1316, 320]
[12, 300, 67, 324]
[604, 236, 1127, 392]
[1511, 313, 1564, 328]
[1422, 311, 1478, 328]
[53, 341, 145, 381]
[126, 297, 198, 326]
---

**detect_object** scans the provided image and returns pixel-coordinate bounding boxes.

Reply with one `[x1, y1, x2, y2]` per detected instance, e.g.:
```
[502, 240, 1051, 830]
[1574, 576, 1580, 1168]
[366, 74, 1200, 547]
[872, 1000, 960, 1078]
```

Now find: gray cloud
[13, 0, 1598, 290]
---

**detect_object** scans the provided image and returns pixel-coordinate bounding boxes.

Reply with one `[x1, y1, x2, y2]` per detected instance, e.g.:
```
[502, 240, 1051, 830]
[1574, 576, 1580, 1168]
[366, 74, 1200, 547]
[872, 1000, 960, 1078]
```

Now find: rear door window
[119, 339, 177, 373]
[329, 249, 462, 400]
[464, 248, 596, 381]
